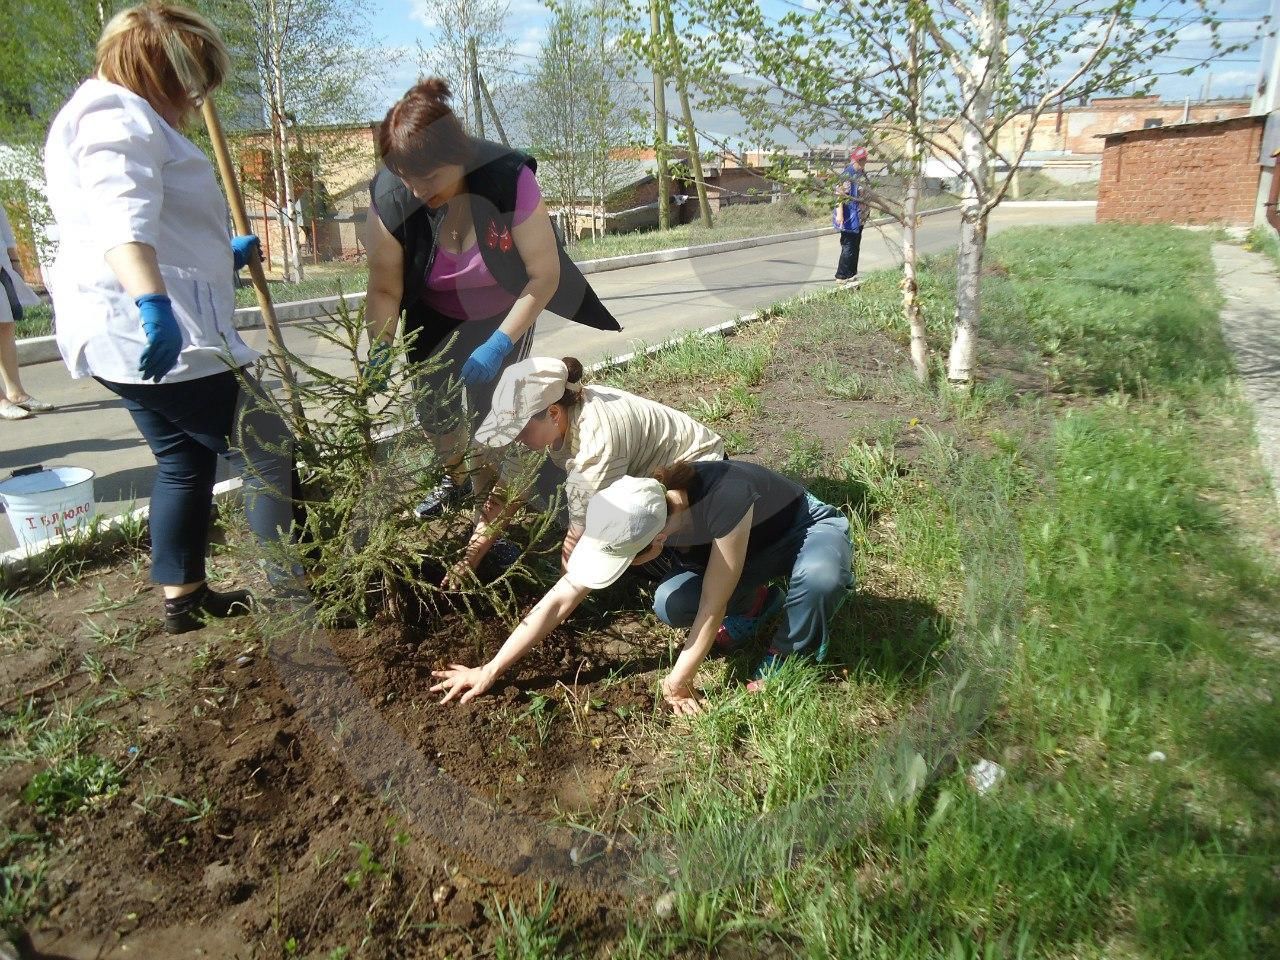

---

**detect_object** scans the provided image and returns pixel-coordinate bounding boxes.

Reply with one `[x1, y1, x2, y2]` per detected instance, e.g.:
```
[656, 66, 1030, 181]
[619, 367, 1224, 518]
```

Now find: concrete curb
[15, 335, 59, 365]
[998, 200, 1097, 208]
[0, 281, 848, 577]
[17, 207, 962, 366]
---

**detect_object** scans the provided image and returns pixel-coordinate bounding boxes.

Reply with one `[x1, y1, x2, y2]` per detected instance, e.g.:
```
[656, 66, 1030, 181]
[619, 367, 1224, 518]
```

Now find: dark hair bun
[413, 77, 452, 104]
[562, 357, 584, 384]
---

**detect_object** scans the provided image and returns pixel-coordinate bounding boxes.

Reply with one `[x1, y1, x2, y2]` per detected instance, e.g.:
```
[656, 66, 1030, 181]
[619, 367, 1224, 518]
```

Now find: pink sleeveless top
[424, 166, 543, 321]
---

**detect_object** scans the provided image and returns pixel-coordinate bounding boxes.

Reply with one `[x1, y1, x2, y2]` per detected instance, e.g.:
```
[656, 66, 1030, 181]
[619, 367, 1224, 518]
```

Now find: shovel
[201, 99, 307, 438]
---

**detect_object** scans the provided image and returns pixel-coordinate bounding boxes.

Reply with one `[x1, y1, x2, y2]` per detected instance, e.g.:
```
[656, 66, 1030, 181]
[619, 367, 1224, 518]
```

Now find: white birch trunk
[945, 0, 1002, 386]
[902, 172, 928, 382]
[268, 0, 303, 282]
[268, 124, 288, 277]
[903, 19, 928, 383]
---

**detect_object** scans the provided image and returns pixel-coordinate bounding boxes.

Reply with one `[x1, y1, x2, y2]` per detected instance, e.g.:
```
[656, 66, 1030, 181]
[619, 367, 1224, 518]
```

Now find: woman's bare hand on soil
[430, 664, 497, 704]
[661, 677, 702, 716]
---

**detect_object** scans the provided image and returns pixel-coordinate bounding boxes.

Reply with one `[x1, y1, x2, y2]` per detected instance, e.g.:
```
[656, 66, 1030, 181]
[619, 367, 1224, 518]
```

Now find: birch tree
[209, 0, 379, 283]
[0, 0, 252, 254]
[676, 0, 1255, 384]
[415, 0, 513, 135]
[524, 0, 638, 239]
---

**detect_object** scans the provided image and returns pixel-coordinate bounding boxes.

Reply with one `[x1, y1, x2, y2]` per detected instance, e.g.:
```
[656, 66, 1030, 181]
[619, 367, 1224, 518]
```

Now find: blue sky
[363, 0, 1274, 129]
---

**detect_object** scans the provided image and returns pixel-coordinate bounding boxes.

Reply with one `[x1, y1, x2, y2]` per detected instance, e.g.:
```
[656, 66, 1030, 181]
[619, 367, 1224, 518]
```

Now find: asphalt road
[0, 205, 1094, 551]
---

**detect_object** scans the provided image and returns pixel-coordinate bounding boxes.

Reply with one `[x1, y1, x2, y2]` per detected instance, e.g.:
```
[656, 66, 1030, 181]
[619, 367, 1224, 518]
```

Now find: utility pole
[649, 0, 670, 230]
[478, 73, 509, 147]
[468, 38, 485, 139]
[663, 3, 712, 227]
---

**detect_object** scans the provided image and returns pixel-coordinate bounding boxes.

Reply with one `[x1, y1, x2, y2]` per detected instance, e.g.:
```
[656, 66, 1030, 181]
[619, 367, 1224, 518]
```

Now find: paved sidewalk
[0, 206, 1093, 550]
[1214, 242, 1280, 513]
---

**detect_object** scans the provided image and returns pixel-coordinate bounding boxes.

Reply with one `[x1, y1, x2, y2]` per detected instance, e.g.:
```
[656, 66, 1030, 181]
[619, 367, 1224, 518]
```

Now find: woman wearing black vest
[365, 79, 621, 517]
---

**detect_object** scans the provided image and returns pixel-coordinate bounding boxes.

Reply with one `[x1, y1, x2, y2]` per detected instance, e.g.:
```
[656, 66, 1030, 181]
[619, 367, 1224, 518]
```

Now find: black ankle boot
[163, 583, 254, 635]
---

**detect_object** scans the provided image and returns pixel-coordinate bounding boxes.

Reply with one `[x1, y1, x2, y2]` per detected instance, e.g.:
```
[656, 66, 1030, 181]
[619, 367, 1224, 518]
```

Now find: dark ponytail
[551, 356, 585, 409]
[653, 460, 697, 492]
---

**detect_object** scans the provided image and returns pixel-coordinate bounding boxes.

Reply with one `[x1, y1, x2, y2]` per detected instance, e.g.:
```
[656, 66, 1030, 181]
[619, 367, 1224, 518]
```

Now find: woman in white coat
[0, 207, 52, 420]
[44, 2, 298, 633]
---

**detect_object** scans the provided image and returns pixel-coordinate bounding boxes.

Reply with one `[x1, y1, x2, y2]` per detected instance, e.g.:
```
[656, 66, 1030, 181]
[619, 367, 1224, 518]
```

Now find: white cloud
[1210, 68, 1263, 88]
[1176, 18, 1268, 47]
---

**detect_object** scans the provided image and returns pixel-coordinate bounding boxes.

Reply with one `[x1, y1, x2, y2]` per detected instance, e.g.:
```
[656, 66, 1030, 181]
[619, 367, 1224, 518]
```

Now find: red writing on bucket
[25, 503, 92, 531]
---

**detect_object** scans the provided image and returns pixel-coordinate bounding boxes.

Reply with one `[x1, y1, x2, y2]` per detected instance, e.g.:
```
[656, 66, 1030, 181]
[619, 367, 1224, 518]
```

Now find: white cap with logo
[565, 476, 669, 590]
[475, 357, 577, 448]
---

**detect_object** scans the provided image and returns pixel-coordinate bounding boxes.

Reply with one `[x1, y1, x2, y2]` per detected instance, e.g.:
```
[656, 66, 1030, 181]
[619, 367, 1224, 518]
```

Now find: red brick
[1095, 116, 1263, 227]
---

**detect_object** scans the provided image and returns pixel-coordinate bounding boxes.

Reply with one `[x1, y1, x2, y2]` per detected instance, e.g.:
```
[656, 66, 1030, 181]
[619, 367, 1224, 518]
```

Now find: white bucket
[0, 466, 97, 551]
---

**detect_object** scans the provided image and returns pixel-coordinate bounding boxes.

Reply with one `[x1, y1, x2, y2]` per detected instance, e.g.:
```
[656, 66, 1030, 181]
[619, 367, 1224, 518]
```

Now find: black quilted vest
[369, 139, 622, 361]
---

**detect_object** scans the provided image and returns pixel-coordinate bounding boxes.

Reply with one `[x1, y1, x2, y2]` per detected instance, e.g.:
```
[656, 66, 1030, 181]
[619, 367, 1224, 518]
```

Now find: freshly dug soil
[1, 307, 1047, 958]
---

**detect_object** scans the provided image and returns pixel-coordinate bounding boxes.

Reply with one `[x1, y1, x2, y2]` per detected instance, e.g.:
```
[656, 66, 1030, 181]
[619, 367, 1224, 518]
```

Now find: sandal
[0, 400, 31, 420]
[12, 395, 53, 412]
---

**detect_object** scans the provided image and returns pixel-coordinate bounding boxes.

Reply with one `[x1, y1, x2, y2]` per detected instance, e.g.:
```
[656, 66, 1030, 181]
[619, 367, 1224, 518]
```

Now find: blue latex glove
[136, 294, 182, 382]
[460, 330, 514, 386]
[363, 339, 393, 392]
[231, 234, 261, 271]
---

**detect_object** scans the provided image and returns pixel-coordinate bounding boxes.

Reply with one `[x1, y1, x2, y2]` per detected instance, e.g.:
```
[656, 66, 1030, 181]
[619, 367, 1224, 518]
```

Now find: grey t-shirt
[666, 459, 806, 568]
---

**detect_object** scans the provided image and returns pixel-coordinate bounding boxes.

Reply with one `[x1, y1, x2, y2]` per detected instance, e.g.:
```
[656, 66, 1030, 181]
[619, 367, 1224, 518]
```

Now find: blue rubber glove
[136, 294, 182, 382]
[460, 330, 514, 386]
[363, 339, 393, 392]
[231, 234, 261, 271]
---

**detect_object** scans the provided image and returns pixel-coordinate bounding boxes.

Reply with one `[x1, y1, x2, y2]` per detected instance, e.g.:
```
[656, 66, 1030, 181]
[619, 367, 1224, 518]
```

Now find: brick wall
[996, 96, 1252, 157]
[1096, 116, 1264, 227]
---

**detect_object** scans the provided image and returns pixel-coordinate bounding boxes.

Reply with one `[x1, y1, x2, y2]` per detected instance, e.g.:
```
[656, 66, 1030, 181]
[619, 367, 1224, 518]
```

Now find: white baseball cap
[475, 357, 576, 447]
[566, 476, 669, 590]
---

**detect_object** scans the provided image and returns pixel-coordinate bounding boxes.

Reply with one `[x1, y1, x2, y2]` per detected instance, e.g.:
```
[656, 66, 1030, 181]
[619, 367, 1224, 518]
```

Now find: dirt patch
[2, 303, 1051, 957]
[5, 573, 664, 958]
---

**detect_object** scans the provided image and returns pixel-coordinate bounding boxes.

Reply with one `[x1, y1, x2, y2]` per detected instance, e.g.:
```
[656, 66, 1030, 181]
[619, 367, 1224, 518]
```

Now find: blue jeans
[653, 494, 854, 659]
[98, 370, 298, 586]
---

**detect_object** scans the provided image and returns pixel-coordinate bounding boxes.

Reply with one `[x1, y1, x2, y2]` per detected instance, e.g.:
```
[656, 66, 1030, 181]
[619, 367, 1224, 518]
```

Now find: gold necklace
[441, 199, 466, 247]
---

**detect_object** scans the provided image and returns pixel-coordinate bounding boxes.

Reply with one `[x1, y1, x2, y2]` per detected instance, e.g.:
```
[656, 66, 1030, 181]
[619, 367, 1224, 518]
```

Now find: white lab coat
[0, 207, 40, 324]
[43, 78, 258, 384]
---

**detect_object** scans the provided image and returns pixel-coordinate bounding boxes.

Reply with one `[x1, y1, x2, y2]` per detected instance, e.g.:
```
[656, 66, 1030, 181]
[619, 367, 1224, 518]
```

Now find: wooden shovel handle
[201, 99, 307, 435]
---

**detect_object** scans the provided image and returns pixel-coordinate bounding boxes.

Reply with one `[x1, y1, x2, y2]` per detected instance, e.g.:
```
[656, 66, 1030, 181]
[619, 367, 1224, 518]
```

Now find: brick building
[231, 123, 380, 266]
[1096, 115, 1266, 227]
[997, 95, 1252, 158]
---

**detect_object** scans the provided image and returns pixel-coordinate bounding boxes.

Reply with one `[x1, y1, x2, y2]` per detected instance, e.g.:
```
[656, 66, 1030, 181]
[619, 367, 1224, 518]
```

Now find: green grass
[21, 753, 121, 817]
[1012, 170, 1099, 201]
[597, 326, 774, 393]
[234, 262, 369, 308]
[566, 200, 827, 261]
[1246, 225, 1280, 273]
[15, 303, 51, 339]
[605, 223, 1280, 958]
[492, 887, 565, 960]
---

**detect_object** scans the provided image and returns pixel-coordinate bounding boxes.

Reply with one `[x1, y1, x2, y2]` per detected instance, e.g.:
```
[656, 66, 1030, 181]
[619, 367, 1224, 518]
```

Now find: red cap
[849, 146, 868, 162]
